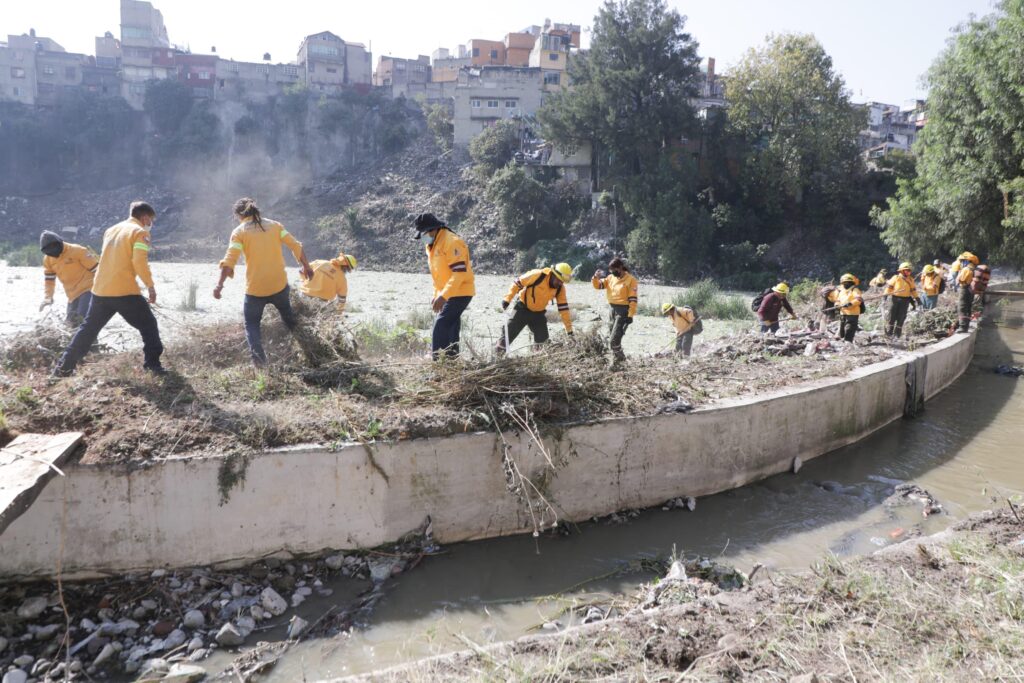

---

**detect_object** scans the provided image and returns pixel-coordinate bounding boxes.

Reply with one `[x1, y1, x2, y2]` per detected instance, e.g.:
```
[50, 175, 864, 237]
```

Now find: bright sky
[2, 0, 998, 104]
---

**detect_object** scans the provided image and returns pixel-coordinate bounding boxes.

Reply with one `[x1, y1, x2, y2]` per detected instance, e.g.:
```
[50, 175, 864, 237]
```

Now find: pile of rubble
[0, 523, 437, 682]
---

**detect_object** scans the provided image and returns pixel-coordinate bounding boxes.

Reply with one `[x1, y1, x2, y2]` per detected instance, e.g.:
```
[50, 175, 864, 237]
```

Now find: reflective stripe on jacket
[885, 274, 918, 299]
[921, 272, 942, 296]
[299, 259, 349, 311]
[835, 287, 864, 316]
[505, 268, 571, 331]
[92, 218, 155, 297]
[592, 272, 639, 317]
[43, 242, 97, 301]
[219, 218, 303, 297]
[426, 228, 475, 299]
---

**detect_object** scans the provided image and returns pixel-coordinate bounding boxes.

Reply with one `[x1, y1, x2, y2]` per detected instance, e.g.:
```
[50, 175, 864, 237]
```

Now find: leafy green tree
[725, 33, 864, 233]
[143, 79, 194, 135]
[873, 0, 1024, 268]
[425, 103, 454, 152]
[469, 120, 520, 177]
[538, 0, 701, 208]
[486, 164, 551, 247]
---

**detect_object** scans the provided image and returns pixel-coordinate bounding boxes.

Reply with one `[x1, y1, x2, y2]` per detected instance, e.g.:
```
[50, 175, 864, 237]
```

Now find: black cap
[413, 212, 445, 240]
[40, 230, 64, 257]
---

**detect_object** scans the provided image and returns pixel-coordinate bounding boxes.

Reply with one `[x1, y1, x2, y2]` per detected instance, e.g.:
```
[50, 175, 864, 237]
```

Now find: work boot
[144, 364, 169, 376]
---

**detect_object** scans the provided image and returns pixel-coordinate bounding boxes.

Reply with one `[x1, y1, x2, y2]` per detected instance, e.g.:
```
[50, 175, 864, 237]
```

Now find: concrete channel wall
[0, 329, 978, 578]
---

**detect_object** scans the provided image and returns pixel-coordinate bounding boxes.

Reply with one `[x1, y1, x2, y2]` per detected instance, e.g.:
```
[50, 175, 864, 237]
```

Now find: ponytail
[233, 197, 264, 231]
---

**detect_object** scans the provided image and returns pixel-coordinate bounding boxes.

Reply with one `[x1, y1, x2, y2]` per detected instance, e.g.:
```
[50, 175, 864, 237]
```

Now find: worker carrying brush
[496, 263, 573, 355]
[299, 251, 357, 313]
[214, 197, 314, 366]
[53, 201, 167, 377]
[592, 257, 639, 367]
[834, 274, 865, 343]
[414, 212, 475, 360]
[884, 262, 918, 337]
[756, 283, 796, 334]
[38, 230, 98, 325]
[661, 303, 700, 356]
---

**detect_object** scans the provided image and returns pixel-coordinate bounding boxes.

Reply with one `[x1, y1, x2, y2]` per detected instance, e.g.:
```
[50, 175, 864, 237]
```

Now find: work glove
[39, 298, 53, 312]
[501, 300, 509, 311]
[566, 330, 574, 336]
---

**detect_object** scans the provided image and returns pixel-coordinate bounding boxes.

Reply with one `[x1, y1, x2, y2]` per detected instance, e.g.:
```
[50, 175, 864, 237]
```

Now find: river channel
[196, 295, 1024, 680]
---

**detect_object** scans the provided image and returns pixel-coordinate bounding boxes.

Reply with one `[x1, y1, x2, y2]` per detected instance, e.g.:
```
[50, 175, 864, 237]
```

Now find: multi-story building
[504, 32, 535, 67]
[34, 44, 90, 106]
[467, 39, 506, 66]
[119, 0, 174, 108]
[431, 48, 469, 83]
[0, 32, 46, 105]
[176, 53, 217, 98]
[858, 101, 921, 159]
[296, 31, 371, 93]
[694, 57, 725, 116]
[373, 55, 430, 87]
[214, 58, 301, 101]
[453, 66, 543, 147]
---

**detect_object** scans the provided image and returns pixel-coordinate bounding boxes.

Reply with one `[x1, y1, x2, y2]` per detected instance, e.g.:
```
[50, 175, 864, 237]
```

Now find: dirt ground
[343, 508, 1024, 682]
[1, 260, 968, 463]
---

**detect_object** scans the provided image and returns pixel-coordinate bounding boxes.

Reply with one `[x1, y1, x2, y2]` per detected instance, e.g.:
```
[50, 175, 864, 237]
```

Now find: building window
[310, 44, 339, 57]
[11, 67, 26, 79]
[12, 86, 22, 96]
[472, 47, 480, 57]
[487, 99, 498, 108]
[490, 49, 498, 59]
[38, 83, 55, 93]
[326, 67, 337, 74]
[544, 72, 561, 85]
[256, 65, 269, 75]
[548, 53, 559, 61]
[471, 99, 481, 108]
[199, 71, 211, 80]
[122, 26, 152, 40]
[130, 83, 146, 94]
[505, 100, 517, 108]
[65, 67, 76, 79]
[282, 65, 297, 77]
[42, 66, 55, 76]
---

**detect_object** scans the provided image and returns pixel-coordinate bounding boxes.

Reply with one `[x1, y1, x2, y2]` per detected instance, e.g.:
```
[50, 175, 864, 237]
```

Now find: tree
[724, 34, 864, 233]
[538, 0, 701, 208]
[486, 164, 552, 247]
[143, 79, 194, 135]
[873, 0, 1024, 268]
[425, 103, 454, 152]
[469, 120, 520, 177]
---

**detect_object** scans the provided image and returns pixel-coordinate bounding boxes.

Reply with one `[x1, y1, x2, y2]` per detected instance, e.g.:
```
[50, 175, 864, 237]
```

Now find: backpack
[692, 315, 703, 335]
[938, 277, 947, 294]
[751, 289, 772, 312]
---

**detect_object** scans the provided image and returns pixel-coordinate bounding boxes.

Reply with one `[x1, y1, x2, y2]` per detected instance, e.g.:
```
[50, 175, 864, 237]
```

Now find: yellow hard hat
[898, 262, 913, 271]
[960, 252, 979, 265]
[344, 254, 357, 269]
[840, 273, 858, 284]
[552, 262, 572, 283]
[923, 264, 935, 274]
[661, 302, 674, 316]
[772, 283, 790, 295]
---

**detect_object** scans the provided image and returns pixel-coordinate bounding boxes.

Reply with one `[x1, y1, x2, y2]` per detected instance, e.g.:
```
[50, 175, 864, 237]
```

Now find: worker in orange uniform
[496, 263, 573, 355]
[884, 262, 918, 337]
[919, 264, 942, 310]
[214, 197, 314, 365]
[299, 252, 357, 313]
[53, 201, 166, 376]
[592, 257, 639, 366]
[661, 303, 699, 356]
[953, 251, 979, 332]
[414, 212, 475, 360]
[39, 230, 98, 325]
[834, 273, 865, 342]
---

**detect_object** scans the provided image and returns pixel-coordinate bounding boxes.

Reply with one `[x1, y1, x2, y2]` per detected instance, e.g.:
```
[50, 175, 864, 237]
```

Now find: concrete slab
[0, 432, 82, 537]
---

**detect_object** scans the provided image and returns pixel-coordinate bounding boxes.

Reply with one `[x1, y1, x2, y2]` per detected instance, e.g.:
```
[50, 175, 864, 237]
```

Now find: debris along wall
[0, 328, 977, 578]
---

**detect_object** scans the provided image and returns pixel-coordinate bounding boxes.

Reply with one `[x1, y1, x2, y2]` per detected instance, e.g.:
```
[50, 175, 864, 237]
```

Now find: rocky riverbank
[342, 508, 1024, 681]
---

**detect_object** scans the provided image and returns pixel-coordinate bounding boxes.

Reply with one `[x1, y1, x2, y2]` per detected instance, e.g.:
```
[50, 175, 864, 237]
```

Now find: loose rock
[16, 597, 48, 619]
[182, 610, 205, 629]
[2, 670, 28, 683]
[13, 655, 34, 668]
[93, 642, 116, 666]
[260, 587, 288, 616]
[214, 622, 245, 647]
[324, 554, 345, 571]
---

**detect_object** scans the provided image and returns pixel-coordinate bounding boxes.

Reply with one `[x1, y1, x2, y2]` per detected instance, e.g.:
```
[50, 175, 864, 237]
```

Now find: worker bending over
[299, 252, 357, 312]
[39, 230, 97, 325]
[53, 201, 166, 377]
[757, 283, 796, 334]
[884, 262, 918, 337]
[868, 268, 889, 289]
[496, 263, 573, 355]
[661, 303, 698, 356]
[592, 257, 638, 366]
[214, 197, 313, 365]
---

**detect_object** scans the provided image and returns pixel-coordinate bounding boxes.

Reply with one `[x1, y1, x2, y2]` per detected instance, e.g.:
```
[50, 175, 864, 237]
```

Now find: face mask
[843, 282, 853, 290]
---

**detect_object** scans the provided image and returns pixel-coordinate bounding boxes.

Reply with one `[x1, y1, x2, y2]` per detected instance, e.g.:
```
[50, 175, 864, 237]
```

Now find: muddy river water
[3, 262, 1022, 680]
[200, 295, 1023, 680]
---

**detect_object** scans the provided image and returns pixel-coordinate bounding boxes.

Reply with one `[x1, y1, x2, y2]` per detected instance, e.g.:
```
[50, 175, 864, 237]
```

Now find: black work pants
[839, 315, 859, 342]
[885, 297, 911, 337]
[243, 286, 297, 365]
[608, 304, 631, 361]
[496, 303, 548, 354]
[431, 295, 472, 360]
[56, 294, 163, 375]
[675, 331, 694, 356]
[66, 291, 93, 326]
[958, 287, 974, 332]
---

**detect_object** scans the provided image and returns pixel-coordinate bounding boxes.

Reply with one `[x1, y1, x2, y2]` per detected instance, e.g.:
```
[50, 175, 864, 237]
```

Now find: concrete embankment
[0, 328, 977, 578]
